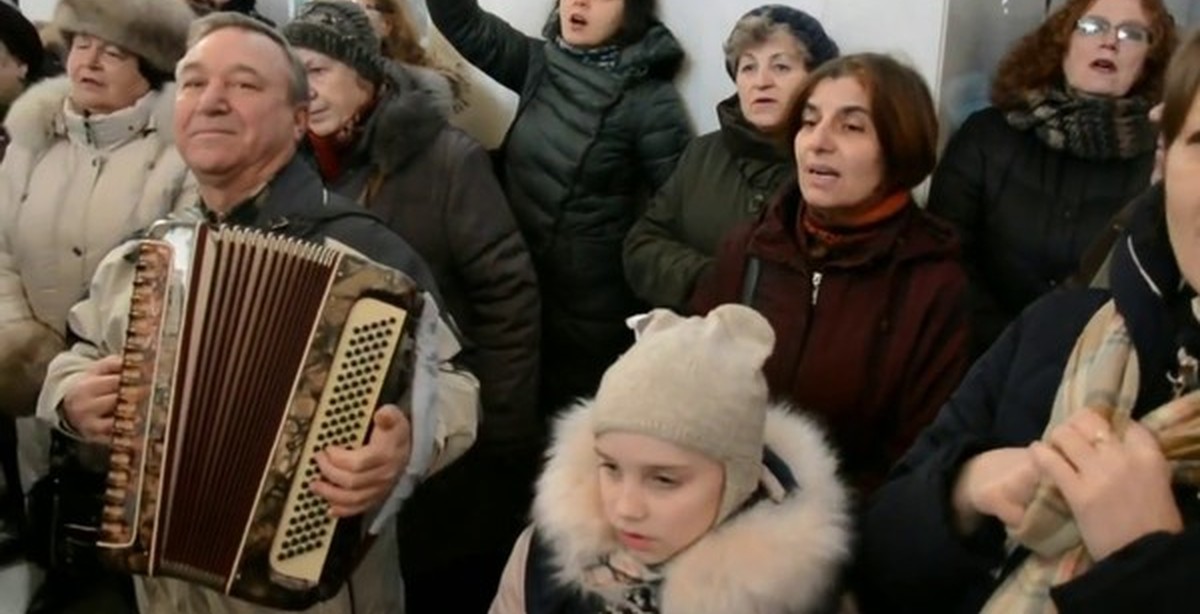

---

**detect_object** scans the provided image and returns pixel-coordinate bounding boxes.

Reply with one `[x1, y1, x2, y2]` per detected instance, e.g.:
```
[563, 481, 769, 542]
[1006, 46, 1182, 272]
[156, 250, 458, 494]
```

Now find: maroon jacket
[694, 184, 970, 492]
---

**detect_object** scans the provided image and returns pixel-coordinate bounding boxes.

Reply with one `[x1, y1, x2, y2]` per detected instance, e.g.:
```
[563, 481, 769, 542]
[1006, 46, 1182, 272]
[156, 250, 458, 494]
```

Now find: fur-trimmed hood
[357, 61, 455, 175]
[534, 401, 852, 613]
[3, 76, 178, 159]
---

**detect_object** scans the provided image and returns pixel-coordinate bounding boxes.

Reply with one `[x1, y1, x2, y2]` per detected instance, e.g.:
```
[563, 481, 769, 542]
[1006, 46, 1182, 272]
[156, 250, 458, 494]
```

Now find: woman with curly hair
[928, 0, 1177, 358]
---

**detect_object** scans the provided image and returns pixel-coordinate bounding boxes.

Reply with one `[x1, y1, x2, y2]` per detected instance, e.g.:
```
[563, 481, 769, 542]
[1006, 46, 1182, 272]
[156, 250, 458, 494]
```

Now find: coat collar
[4, 77, 176, 157]
[716, 95, 788, 163]
[533, 401, 851, 614]
[354, 62, 452, 177]
[1109, 183, 1200, 409]
[747, 182, 958, 272]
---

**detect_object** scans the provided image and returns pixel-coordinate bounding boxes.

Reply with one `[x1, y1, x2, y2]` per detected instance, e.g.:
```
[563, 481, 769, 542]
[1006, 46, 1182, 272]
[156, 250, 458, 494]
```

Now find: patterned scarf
[1005, 86, 1155, 161]
[581, 549, 664, 614]
[554, 36, 622, 71]
[982, 301, 1200, 613]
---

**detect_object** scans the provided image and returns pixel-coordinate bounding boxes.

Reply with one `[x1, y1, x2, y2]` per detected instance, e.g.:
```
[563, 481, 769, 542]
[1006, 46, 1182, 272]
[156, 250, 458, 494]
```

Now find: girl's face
[595, 431, 725, 565]
[558, 0, 626, 48]
[794, 76, 887, 220]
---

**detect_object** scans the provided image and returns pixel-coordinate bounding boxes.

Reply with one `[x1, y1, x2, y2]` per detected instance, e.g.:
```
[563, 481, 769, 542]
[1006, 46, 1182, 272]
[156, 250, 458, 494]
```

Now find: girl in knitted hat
[491, 304, 851, 614]
[427, 0, 692, 424]
[625, 5, 839, 311]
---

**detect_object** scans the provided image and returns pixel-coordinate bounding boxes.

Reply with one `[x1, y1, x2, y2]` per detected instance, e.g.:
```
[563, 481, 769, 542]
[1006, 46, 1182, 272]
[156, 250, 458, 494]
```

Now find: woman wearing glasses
[857, 27, 1200, 613]
[928, 0, 1177, 358]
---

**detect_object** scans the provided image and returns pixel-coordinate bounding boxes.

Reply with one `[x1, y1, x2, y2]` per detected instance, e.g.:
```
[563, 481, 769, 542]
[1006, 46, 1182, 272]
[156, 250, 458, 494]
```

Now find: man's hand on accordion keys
[62, 355, 123, 443]
[310, 403, 414, 517]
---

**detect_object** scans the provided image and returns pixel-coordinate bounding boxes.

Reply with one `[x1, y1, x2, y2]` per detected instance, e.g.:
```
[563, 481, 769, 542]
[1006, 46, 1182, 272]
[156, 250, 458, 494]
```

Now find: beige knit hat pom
[594, 304, 775, 523]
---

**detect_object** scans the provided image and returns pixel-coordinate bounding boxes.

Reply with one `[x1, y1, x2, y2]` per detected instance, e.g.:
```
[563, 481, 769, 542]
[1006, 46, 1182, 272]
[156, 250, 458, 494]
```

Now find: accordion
[96, 221, 423, 609]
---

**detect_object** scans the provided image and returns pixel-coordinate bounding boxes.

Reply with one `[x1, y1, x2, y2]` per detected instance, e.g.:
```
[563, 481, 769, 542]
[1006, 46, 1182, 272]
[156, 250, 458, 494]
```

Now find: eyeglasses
[1075, 15, 1152, 44]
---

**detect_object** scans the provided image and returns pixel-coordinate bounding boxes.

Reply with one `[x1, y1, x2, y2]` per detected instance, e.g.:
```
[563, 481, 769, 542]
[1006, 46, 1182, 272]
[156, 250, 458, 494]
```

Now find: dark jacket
[204, 155, 438, 296]
[313, 63, 543, 569]
[857, 184, 1200, 614]
[928, 107, 1154, 357]
[429, 0, 692, 413]
[694, 184, 970, 492]
[623, 96, 793, 311]
[320, 63, 541, 452]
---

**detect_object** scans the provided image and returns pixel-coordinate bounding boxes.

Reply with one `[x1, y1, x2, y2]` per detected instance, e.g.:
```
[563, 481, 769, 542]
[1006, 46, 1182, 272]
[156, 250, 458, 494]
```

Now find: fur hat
[283, 1, 383, 85]
[592, 304, 775, 523]
[0, 1, 45, 83]
[52, 0, 195, 74]
[724, 4, 839, 78]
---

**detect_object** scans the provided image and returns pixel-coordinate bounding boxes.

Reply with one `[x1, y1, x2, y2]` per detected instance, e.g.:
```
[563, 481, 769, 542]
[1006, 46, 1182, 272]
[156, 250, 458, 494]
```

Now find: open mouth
[1091, 59, 1117, 73]
[807, 164, 841, 179]
[569, 13, 588, 27]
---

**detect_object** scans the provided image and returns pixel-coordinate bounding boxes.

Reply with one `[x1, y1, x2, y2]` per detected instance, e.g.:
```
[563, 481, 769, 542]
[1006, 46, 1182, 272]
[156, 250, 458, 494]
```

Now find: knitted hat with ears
[282, 0, 384, 85]
[53, 0, 195, 74]
[592, 304, 775, 524]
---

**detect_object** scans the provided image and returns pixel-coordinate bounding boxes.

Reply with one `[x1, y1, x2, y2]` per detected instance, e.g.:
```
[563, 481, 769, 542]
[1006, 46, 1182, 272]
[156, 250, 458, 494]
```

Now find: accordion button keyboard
[269, 299, 407, 584]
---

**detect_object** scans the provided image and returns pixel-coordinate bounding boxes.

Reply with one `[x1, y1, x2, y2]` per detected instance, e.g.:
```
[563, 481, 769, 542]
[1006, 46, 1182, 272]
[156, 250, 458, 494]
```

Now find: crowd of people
[0, 0, 1197, 612]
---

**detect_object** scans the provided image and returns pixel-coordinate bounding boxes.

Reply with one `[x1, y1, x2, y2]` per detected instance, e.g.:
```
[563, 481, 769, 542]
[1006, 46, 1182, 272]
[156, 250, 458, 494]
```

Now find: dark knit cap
[0, 1, 46, 83]
[725, 4, 839, 78]
[282, 0, 383, 84]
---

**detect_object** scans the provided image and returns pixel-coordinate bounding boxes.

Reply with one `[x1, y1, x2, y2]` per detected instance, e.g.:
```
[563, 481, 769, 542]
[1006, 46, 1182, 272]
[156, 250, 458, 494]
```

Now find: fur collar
[534, 402, 851, 614]
[3, 77, 177, 159]
[358, 62, 454, 175]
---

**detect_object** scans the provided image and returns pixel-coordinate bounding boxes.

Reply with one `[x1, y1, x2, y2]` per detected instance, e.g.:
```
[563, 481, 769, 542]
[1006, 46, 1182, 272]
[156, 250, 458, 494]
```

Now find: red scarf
[308, 130, 357, 183]
[306, 96, 380, 183]
[799, 191, 910, 253]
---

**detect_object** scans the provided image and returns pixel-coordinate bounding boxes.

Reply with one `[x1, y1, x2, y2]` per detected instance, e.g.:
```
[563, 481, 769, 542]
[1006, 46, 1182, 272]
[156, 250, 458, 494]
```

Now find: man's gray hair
[183, 12, 309, 106]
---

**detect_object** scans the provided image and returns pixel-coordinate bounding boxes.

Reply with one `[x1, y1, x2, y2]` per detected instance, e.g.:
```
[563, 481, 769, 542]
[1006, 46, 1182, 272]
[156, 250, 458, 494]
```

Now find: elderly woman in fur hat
[624, 5, 839, 311]
[282, 5, 541, 610]
[0, 0, 195, 483]
[491, 304, 851, 614]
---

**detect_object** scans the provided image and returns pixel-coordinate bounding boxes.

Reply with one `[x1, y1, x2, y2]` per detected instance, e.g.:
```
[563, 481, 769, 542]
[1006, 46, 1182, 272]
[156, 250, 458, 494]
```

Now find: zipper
[811, 271, 823, 306]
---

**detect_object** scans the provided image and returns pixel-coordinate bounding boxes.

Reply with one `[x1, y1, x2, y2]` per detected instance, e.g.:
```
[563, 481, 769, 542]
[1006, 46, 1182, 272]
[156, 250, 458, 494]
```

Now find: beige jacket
[0, 77, 193, 485]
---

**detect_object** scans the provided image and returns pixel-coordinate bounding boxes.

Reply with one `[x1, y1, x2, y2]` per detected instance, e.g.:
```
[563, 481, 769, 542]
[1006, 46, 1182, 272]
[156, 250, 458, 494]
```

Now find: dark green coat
[429, 0, 692, 412]
[623, 96, 794, 310]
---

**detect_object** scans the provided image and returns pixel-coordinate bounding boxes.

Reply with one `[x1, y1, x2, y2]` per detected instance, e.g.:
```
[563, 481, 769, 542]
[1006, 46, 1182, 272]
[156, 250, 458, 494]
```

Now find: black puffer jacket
[928, 107, 1153, 357]
[429, 0, 692, 413]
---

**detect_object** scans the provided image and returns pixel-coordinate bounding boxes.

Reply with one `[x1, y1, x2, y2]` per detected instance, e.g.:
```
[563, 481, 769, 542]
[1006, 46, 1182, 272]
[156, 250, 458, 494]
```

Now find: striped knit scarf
[1005, 86, 1155, 161]
[982, 301, 1200, 613]
[554, 36, 622, 71]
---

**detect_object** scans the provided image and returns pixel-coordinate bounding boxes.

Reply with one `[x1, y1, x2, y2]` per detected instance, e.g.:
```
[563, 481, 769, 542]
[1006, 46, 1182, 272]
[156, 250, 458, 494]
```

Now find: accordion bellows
[98, 221, 422, 609]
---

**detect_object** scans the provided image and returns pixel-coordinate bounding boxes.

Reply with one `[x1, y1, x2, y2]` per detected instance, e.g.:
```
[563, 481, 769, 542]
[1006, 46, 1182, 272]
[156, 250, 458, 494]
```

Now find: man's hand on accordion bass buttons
[311, 404, 413, 517]
[62, 355, 123, 443]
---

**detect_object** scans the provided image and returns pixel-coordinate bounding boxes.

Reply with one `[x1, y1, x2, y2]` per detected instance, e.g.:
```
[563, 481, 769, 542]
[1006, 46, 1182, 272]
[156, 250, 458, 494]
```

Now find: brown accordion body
[97, 221, 422, 609]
